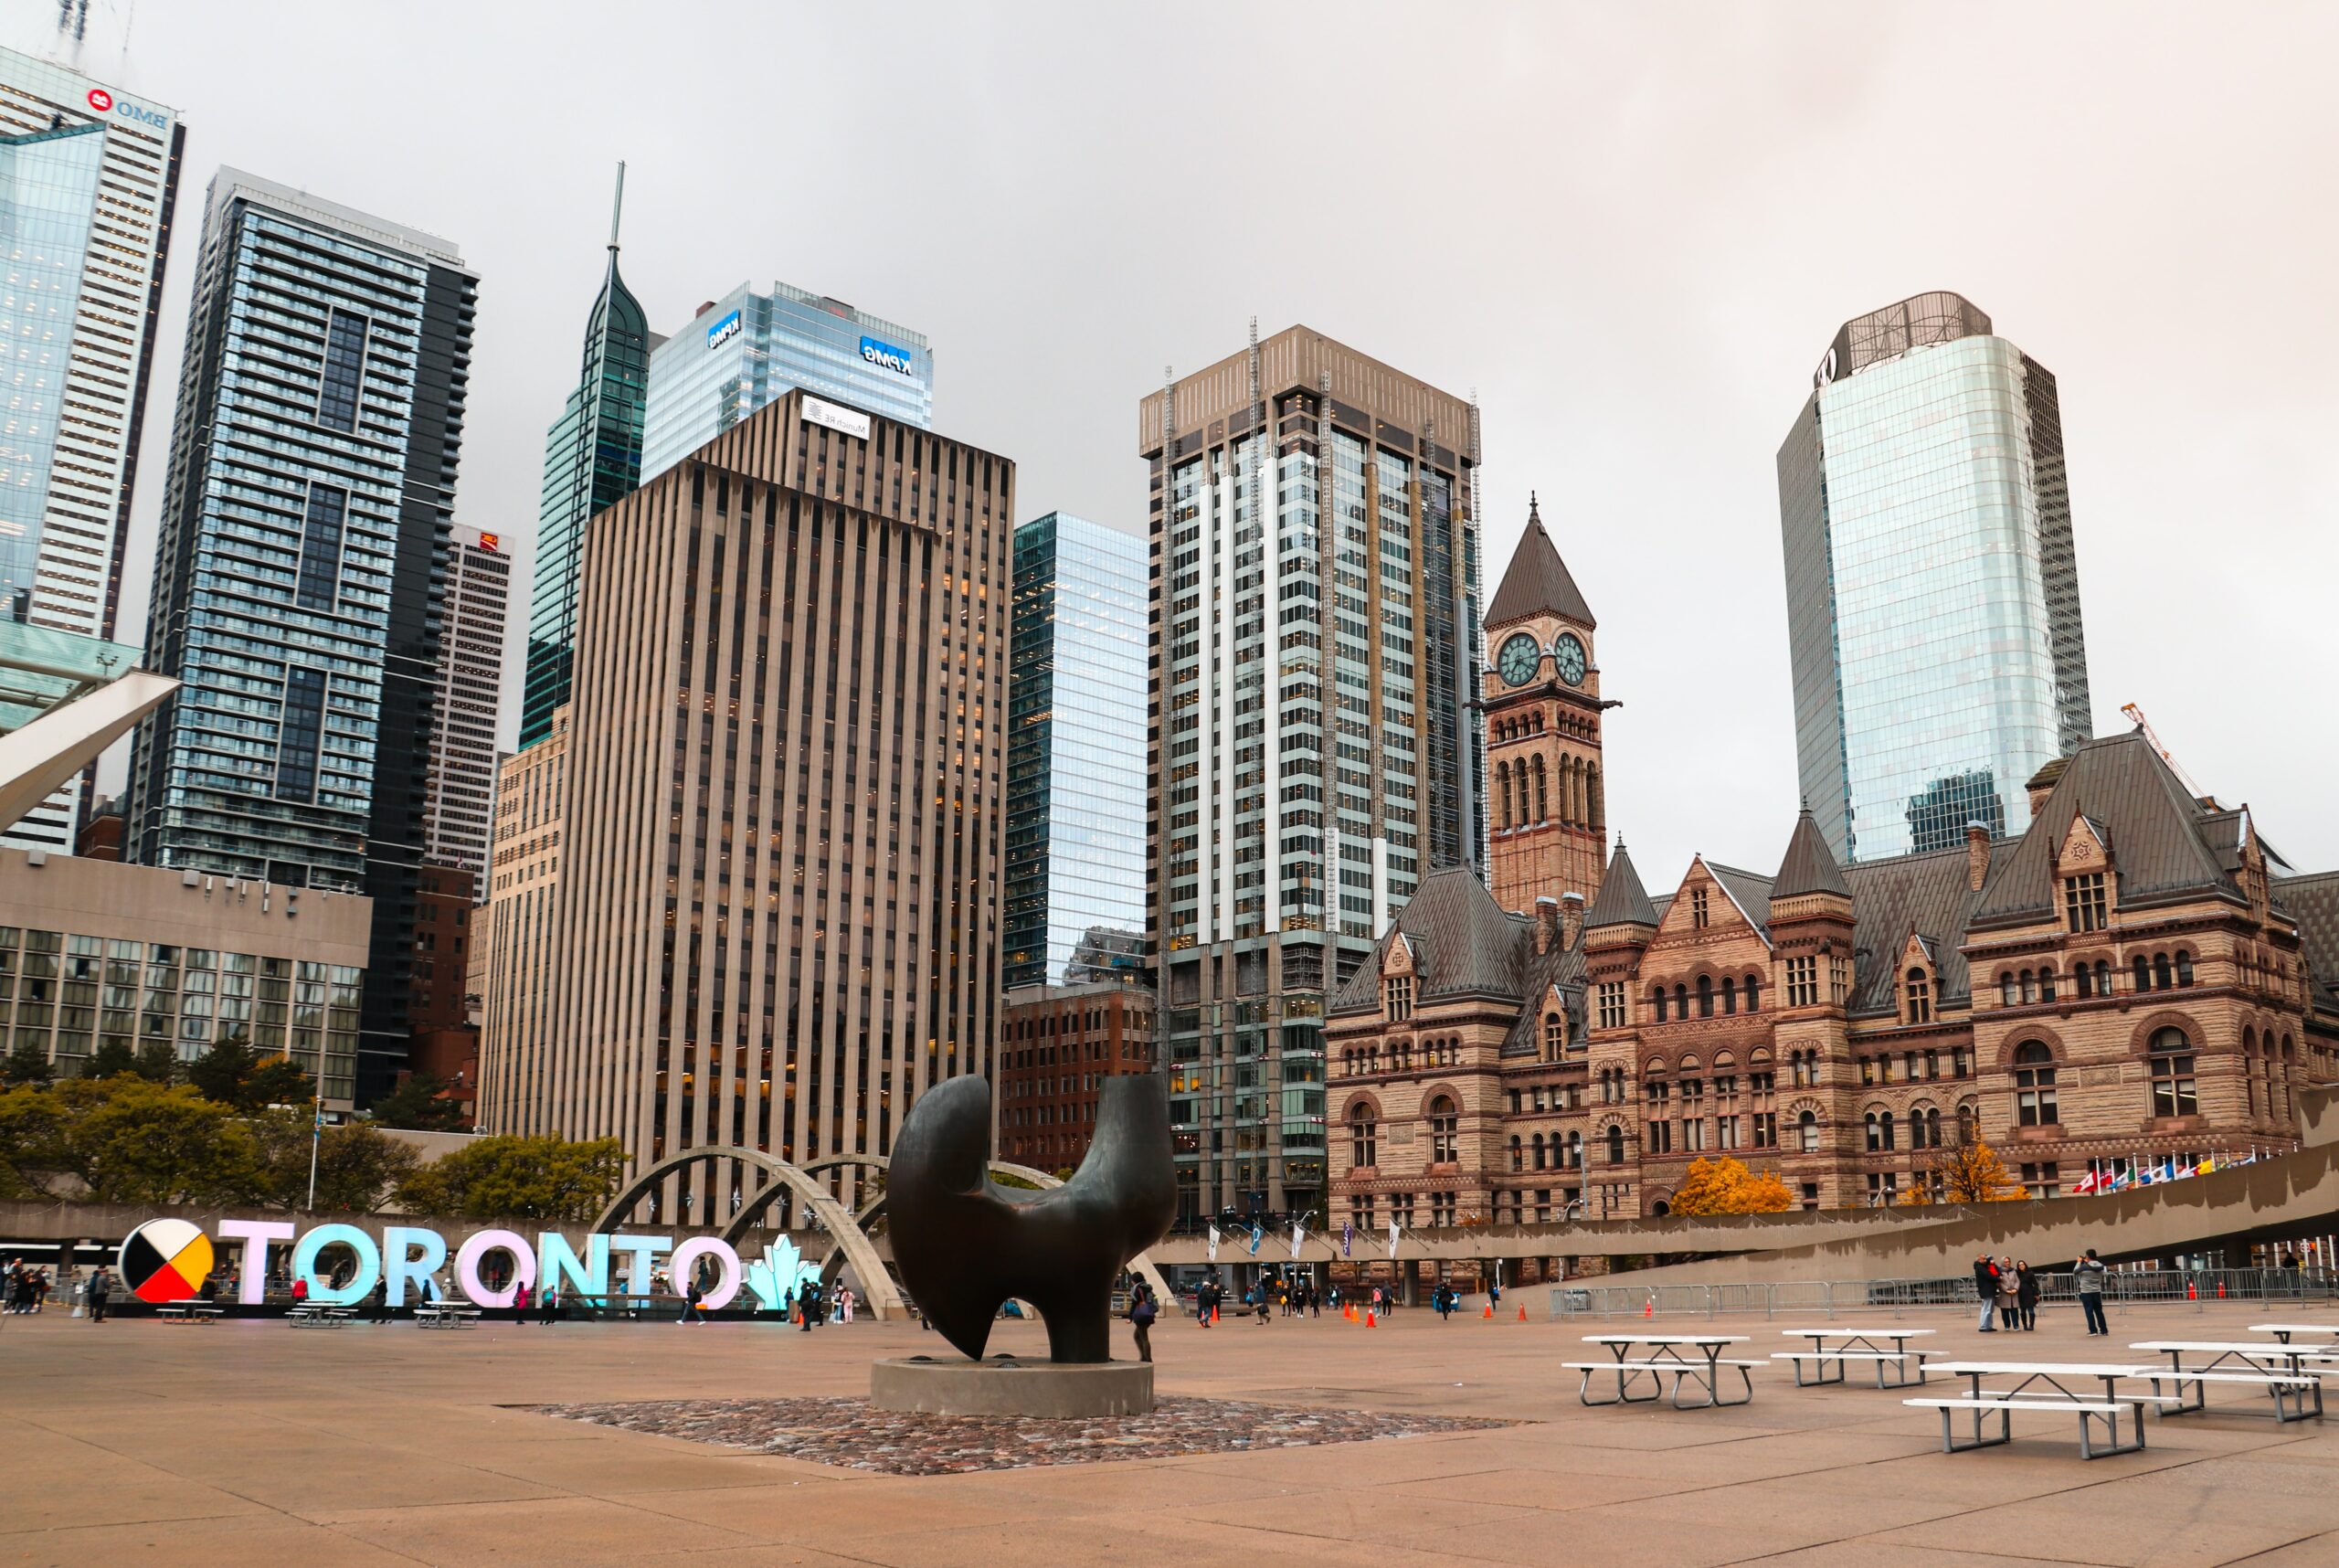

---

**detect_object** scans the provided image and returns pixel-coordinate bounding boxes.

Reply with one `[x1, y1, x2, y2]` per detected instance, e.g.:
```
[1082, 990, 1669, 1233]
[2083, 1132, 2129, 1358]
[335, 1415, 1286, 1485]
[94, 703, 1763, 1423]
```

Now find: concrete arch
[596, 1145, 905, 1320]
[715, 1153, 887, 1255]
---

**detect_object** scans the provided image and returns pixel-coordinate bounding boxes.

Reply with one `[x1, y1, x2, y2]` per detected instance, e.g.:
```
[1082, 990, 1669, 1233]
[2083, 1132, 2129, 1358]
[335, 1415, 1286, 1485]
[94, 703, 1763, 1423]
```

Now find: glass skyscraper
[640, 281, 930, 480]
[127, 169, 476, 1102]
[1778, 291, 2091, 863]
[1004, 513, 1147, 991]
[0, 49, 185, 850]
[521, 168, 649, 749]
[1142, 326, 1485, 1224]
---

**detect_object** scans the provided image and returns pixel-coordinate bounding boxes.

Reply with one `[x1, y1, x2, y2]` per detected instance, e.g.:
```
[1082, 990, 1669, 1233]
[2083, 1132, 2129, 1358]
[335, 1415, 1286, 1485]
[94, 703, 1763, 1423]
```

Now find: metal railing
[1548, 1267, 2337, 1321]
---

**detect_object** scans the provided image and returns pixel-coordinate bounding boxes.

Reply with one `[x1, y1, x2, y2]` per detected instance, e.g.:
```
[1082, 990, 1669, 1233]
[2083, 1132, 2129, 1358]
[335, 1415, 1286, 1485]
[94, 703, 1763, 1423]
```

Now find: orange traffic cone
[2187, 1280, 2198, 1299]
[2217, 1280, 2227, 1298]
[1366, 1309, 1377, 1327]
[1212, 1304, 1220, 1323]
[1519, 1304, 1529, 1322]
[1483, 1301, 1494, 1319]
[1644, 1297, 1656, 1319]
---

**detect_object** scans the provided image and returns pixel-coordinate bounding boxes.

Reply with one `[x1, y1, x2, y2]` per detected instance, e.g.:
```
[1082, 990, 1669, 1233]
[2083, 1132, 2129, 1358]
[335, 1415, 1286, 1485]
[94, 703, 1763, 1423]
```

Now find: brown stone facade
[1328, 734, 2339, 1245]
[999, 982, 1157, 1172]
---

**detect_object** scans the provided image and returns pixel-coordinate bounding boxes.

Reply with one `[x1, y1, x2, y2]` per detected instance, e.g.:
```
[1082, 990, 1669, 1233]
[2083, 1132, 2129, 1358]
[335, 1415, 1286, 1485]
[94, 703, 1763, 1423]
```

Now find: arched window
[2149, 1027, 2197, 1118]
[1956, 1102, 1977, 1144]
[1509, 1135, 1524, 1173]
[2175, 950, 2195, 987]
[2014, 1041, 2059, 1126]
[1543, 1012, 1565, 1060]
[1605, 1124, 1625, 1166]
[1674, 984, 1688, 1018]
[1721, 977, 1738, 1015]
[2020, 969, 2037, 1004]
[1429, 1095, 1458, 1162]
[1698, 975, 1714, 1018]
[1349, 1103, 1378, 1168]
[2094, 959, 2111, 994]
[1533, 756, 1549, 822]
[2133, 955, 2153, 993]
[1864, 1111, 1883, 1151]
[1744, 974, 1761, 1012]
[1798, 1110, 1819, 1153]
[2039, 969, 2056, 1002]
[2001, 972, 2017, 1006]
[2074, 965, 2092, 1000]
[1531, 1132, 1547, 1170]
[1567, 1131, 1583, 1170]
[1923, 1107, 1942, 1148]
[2154, 953, 2174, 991]
[1496, 762, 1510, 832]
[1904, 967, 1932, 1024]
[1651, 987, 1667, 1022]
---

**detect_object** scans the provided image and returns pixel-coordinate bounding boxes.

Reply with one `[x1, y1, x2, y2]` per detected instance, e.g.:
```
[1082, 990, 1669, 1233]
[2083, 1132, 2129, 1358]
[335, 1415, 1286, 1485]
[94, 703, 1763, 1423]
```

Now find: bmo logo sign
[85, 86, 170, 132]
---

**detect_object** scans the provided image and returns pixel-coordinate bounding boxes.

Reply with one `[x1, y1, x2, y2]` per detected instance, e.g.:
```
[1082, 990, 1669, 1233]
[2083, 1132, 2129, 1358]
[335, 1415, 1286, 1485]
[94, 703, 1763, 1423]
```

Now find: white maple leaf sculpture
[744, 1236, 824, 1311]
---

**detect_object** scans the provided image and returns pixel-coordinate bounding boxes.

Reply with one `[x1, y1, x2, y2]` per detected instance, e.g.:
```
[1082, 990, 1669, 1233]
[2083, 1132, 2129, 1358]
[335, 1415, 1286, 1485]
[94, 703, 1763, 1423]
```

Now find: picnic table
[1565, 1333, 1759, 1410]
[1772, 1327, 1934, 1389]
[287, 1303, 355, 1328]
[2249, 1323, 2339, 1345]
[1913, 1361, 2170, 1459]
[156, 1302, 224, 1324]
[2127, 1340, 2333, 1423]
[415, 1302, 482, 1330]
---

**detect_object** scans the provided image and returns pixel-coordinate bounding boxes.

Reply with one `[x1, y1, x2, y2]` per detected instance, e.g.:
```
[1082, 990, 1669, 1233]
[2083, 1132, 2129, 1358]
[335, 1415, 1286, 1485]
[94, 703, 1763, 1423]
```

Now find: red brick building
[1000, 982, 1156, 1171]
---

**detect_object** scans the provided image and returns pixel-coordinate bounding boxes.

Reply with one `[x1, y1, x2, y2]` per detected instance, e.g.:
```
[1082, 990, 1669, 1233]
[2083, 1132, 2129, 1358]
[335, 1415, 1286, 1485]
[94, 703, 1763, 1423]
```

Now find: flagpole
[306, 1084, 323, 1212]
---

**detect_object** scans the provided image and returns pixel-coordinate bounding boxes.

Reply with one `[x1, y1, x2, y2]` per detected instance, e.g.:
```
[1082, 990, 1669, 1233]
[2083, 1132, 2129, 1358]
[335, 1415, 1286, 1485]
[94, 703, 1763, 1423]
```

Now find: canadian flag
[2069, 1169, 2103, 1196]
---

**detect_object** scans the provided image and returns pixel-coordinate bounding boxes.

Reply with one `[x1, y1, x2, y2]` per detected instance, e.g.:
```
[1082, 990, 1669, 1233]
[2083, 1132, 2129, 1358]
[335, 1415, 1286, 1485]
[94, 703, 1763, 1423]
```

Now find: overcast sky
[21, 0, 2337, 885]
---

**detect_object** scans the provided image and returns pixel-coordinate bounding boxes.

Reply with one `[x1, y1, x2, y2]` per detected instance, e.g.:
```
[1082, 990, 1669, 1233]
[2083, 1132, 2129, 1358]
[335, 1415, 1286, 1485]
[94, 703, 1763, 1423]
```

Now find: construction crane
[2122, 702, 2207, 801]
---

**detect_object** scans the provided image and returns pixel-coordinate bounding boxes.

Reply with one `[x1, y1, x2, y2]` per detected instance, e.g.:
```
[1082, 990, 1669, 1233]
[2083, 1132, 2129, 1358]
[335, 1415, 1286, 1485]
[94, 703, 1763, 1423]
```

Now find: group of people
[5, 1259, 54, 1314]
[1973, 1249, 2114, 1334]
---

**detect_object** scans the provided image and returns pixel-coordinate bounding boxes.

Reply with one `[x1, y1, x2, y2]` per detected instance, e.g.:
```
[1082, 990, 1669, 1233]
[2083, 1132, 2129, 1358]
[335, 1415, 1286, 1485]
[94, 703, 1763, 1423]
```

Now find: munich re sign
[802, 396, 871, 440]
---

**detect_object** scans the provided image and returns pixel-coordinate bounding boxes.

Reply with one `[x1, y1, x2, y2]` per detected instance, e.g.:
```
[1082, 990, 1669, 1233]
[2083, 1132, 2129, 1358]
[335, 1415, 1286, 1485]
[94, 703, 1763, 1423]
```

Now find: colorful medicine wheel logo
[119, 1219, 214, 1303]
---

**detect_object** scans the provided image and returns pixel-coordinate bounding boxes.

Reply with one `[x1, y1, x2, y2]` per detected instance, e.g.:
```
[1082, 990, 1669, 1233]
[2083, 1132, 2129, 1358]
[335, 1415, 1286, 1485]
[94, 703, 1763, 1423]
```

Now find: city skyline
[7, 3, 2335, 890]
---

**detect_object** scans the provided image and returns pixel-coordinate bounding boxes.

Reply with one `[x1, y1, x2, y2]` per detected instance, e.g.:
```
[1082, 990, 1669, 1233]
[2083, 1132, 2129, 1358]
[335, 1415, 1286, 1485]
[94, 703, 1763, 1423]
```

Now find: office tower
[517, 389, 1010, 1229]
[521, 168, 648, 748]
[1779, 291, 2091, 863]
[640, 283, 930, 482]
[1482, 496, 1608, 916]
[127, 168, 476, 1104]
[0, 48, 183, 847]
[1139, 324, 1484, 1224]
[475, 703, 567, 1134]
[1003, 511, 1146, 991]
[422, 524, 509, 874]
[999, 981, 1157, 1170]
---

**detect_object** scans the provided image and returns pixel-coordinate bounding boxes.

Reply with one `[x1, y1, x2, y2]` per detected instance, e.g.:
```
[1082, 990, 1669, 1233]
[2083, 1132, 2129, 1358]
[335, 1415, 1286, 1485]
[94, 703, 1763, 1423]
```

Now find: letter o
[669, 1238, 742, 1309]
[291, 1223, 381, 1306]
[455, 1228, 537, 1308]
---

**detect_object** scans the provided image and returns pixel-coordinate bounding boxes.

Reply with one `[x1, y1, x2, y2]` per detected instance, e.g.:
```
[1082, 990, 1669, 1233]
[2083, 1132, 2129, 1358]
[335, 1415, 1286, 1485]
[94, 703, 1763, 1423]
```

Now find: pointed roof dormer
[1487, 493, 1596, 629]
[1773, 805, 1851, 899]
[1585, 836, 1657, 930]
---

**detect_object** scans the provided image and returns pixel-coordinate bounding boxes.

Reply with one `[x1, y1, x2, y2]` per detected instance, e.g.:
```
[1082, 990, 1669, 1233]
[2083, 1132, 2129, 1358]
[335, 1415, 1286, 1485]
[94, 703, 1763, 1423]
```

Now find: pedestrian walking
[85, 1266, 110, 1324]
[2074, 1247, 2111, 1336]
[367, 1277, 389, 1325]
[2016, 1261, 2040, 1330]
[512, 1280, 532, 1326]
[682, 1278, 704, 1325]
[537, 1286, 560, 1326]
[1128, 1283, 1157, 1364]
[1972, 1252, 1998, 1332]
[839, 1285, 856, 1325]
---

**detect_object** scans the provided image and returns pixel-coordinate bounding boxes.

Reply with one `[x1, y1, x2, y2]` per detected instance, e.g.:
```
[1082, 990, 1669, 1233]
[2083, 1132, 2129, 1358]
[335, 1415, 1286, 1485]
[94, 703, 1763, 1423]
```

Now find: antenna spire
[609, 161, 626, 254]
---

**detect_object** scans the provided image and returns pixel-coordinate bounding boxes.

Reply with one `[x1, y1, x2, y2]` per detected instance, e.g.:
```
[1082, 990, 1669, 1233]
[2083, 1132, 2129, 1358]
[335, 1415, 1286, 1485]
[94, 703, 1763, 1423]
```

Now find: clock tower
[1482, 496, 1607, 916]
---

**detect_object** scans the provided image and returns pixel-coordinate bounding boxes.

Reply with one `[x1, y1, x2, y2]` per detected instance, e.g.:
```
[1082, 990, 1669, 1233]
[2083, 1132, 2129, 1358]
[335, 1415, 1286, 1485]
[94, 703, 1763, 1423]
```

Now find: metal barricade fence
[1548, 1266, 2335, 1321]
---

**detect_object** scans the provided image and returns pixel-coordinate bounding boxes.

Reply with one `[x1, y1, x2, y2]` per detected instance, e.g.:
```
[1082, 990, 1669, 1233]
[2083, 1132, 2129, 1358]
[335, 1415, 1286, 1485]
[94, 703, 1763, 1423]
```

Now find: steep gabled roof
[1585, 840, 1657, 929]
[1973, 732, 2245, 927]
[2276, 872, 2339, 1022]
[1485, 496, 1596, 630]
[1773, 807, 1851, 899]
[1706, 863, 1775, 936]
[1327, 866, 1532, 1015]
[1843, 845, 1989, 1014]
[1501, 945, 1590, 1057]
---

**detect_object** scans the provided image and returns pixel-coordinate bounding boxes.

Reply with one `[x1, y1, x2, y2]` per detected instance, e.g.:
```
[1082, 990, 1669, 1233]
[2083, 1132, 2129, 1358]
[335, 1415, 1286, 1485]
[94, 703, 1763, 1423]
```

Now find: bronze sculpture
[887, 1073, 1174, 1362]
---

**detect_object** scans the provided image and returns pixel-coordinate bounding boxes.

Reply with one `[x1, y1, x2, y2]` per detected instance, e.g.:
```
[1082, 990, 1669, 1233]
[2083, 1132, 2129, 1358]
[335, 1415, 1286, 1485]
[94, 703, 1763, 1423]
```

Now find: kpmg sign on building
[860, 334, 916, 376]
[707, 309, 742, 350]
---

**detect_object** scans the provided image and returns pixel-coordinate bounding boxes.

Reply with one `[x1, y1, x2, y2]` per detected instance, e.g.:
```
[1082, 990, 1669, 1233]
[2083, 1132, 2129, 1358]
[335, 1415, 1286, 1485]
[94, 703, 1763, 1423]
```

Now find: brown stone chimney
[1560, 891, 1586, 951]
[1534, 895, 1561, 956]
[2025, 756, 2067, 820]
[1967, 822, 1992, 893]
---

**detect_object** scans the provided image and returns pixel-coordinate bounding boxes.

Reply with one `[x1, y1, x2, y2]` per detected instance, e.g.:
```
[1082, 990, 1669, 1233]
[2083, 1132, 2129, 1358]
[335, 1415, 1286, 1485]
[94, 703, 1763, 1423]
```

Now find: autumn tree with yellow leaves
[1900, 1134, 2025, 1204]
[1665, 1156, 1796, 1216]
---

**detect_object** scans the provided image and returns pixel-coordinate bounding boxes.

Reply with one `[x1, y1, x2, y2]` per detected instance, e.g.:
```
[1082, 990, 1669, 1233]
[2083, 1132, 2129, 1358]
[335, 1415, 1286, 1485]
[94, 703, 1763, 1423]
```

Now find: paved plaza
[8, 1298, 2339, 1566]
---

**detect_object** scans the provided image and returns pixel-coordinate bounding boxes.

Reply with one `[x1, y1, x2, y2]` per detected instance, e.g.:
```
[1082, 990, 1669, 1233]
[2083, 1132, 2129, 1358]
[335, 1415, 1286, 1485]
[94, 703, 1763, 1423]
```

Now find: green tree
[0, 1085, 67, 1198]
[250, 1111, 422, 1212]
[185, 1035, 312, 1110]
[396, 1134, 626, 1222]
[54, 1077, 259, 1204]
[371, 1071, 466, 1131]
[1, 1041, 53, 1087]
[80, 1040, 141, 1080]
[134, 1040, 181, 1084]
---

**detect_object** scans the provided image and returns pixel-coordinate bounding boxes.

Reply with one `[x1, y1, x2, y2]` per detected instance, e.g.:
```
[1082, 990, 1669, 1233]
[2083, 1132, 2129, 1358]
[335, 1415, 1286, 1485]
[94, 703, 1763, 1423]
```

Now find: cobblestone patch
[524, 1394, 1509, 1476]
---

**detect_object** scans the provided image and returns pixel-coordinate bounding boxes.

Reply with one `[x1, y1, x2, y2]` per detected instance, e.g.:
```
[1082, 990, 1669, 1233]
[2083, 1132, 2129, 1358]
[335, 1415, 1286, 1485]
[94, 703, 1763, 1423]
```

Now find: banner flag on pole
[1206, 1225, 1220, 1261]
[1289, 1222, 1304, 1260]
[1247, 1222, 1263, 1255]
[1341, 1221, 1353, 1259]
[1386, 1218, 1400, 1259]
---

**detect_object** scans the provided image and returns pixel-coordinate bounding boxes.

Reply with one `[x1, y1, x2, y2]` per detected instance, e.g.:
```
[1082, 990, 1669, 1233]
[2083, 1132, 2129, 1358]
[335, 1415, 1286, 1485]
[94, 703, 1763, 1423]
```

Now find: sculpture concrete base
[870, 1357, 1155, 1417]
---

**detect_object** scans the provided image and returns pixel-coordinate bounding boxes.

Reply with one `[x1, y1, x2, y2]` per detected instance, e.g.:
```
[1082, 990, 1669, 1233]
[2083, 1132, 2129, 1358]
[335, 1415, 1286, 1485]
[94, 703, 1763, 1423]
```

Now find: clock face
[1553, 632, 1587, 686]
[1498, 632, 1541, 686]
